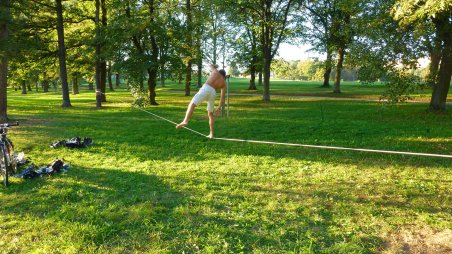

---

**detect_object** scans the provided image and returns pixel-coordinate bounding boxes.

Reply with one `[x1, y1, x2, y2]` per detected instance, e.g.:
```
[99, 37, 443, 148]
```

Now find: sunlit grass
[0, 87, 451, 253]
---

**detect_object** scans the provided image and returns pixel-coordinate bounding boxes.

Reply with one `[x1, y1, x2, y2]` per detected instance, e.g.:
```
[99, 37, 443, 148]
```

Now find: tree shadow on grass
[1, 167, 187, 251]
[0, 164, 386, 253]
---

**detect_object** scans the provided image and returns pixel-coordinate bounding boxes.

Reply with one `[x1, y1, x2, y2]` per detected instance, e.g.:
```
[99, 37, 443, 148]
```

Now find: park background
[0, 0, 451, 253]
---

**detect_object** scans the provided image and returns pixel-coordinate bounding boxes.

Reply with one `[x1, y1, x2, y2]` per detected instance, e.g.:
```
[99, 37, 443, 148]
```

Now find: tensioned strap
[213, 137, 452, 159]
[101, 92, 452, 159]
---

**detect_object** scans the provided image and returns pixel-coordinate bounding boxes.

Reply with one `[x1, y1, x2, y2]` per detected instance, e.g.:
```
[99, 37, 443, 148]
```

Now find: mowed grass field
[1, 82, 451, 253]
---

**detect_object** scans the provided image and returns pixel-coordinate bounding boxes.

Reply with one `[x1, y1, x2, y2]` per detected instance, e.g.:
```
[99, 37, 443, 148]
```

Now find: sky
[276, 43, 325, 61]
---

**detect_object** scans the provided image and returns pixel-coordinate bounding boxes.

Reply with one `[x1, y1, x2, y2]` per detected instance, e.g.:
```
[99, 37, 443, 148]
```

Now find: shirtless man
[176, 64, 226, 139]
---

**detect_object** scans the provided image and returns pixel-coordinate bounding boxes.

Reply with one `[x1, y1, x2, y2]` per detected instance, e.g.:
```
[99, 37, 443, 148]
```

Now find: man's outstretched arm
[215, 87, 226, 115]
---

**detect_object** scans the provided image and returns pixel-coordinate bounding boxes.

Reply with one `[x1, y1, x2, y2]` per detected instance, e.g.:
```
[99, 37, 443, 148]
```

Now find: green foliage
[380, 70, 423, 104]
[129, 85, 150, 108]
[392, 0, 452, 26]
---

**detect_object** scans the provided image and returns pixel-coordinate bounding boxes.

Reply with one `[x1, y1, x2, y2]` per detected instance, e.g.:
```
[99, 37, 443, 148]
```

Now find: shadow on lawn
[0, 166, 348, 252]
[0, 164, 391, 252]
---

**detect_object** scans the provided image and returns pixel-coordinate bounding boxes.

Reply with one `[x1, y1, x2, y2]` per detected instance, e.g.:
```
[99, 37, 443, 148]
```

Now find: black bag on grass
[50, 158, 64, 173]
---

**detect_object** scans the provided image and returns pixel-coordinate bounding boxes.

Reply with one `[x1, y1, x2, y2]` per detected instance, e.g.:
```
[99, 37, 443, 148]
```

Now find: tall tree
[392, 0, 452, 111]
[260, 0, 296, 102]
[0, 0, 9, 121]
[95, 0, 102, 107]
[184, 0, 193, 96]
[303, 0, 334, 88]
[55, 0, 71, 107]
[100, 0, 107, 102]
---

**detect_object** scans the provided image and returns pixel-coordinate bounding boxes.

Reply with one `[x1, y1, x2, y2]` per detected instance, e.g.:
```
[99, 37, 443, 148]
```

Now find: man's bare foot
[207, 133, 214, 139]
[176, 122, 187, 129]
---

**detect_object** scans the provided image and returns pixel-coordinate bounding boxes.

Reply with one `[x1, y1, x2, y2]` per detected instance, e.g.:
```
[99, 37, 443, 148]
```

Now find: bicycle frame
[0, 123, 18, 187]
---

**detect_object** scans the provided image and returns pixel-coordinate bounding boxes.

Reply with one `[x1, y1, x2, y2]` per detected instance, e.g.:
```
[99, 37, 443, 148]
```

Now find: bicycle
[0, 122, 18, 187]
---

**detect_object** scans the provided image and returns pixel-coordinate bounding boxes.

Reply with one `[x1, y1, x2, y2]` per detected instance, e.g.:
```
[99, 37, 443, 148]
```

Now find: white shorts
[191, 84, 216, 112]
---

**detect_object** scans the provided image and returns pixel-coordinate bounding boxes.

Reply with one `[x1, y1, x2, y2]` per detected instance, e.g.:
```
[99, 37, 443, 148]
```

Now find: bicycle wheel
[5, 138, 17, 175]
[1, 146, 8, 187]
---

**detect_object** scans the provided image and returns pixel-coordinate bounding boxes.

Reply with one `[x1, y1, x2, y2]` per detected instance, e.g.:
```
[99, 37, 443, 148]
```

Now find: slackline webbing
[101, 92, 452, 159]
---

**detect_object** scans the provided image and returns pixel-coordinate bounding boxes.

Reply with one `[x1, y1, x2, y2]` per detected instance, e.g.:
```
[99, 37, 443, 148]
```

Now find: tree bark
[248, 42, 257, 90]
[322, 49, 332, 87]
[248, 60, 257, 90]
[55, 0, 71, 107]
[426, 27, 442, 86]
[429, 16, 452, 111]
[184, 0, 192, 96]
[147, 70, 158, 105]
[334, 47, 344, 93]
[263, 54, 271, 102]
[21, 80, 26, 94]
[95, 0, 102, 107]
[147, 0, 159, 105]
[108, 62, 113, 91]
[100, 0, 107, 102]
[43, 80, 49, 92]
[0, 0, 9, 121]
[115, 73, 120, 88]
[72, 75, 79, 94]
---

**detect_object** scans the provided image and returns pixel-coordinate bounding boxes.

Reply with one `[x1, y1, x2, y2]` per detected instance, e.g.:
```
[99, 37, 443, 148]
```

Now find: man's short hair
[219, 69, 226, 78]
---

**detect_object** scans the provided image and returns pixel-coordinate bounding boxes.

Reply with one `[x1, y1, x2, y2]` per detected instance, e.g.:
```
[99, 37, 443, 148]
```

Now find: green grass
[162, 77, 452, 102]
[1, 87, 451, 253]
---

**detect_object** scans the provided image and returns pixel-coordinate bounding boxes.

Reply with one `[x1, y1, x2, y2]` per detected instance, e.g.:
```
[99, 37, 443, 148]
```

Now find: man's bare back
[206, 66, 226, 89]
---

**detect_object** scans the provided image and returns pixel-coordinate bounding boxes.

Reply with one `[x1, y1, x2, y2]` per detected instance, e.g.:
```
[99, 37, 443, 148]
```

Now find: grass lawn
[1, 86, 451, 253]
[163, 77, 452, 102]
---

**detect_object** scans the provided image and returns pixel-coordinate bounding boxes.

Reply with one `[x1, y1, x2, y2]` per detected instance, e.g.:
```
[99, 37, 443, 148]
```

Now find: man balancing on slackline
[176, 64, 226, 139]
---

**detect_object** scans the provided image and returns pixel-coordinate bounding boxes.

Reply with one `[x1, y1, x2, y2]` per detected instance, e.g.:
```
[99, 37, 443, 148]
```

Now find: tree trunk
[108, 62, 113, 91]
[262, 6, 272, 103]
[21, 80, 26, 94]
[72, 75, 79, 94]
[0, 0, 9, 122]
[185, 0, 192, 96]
[248, 58, 257, 90]
[100, 62, 107, 101]
[426, 27, 442, 86]
[148, 70, 158, 105]
[248, 64, 257, 90]
[95, 0, 102, 108]
[429, 17, 452, 111]
[322, 49, 332, 87]
[43, 80, 49, 92]
[178, 71, 182, 85]
[100, 0, 107, 102]
[88, 82, 94, 90]
[334, 47, 344, 93]
[55, 0, 71, 107]
[185, 62, 192, 96]
[263, 53, 271, 102]
[115, 73, 120, 88]
[248, 42, 257, 90]
[148, 0, 159, 105]
[27, 83, 32, 91]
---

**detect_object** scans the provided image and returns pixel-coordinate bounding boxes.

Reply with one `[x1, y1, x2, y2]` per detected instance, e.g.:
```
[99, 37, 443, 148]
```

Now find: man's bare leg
[176, 102, 197, 128]
[207, 111, 214, 138]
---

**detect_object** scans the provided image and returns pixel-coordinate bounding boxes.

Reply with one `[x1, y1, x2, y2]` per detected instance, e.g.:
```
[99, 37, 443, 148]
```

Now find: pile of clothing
[16, 158, 69, 179]
[50, 137, 93, 149]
